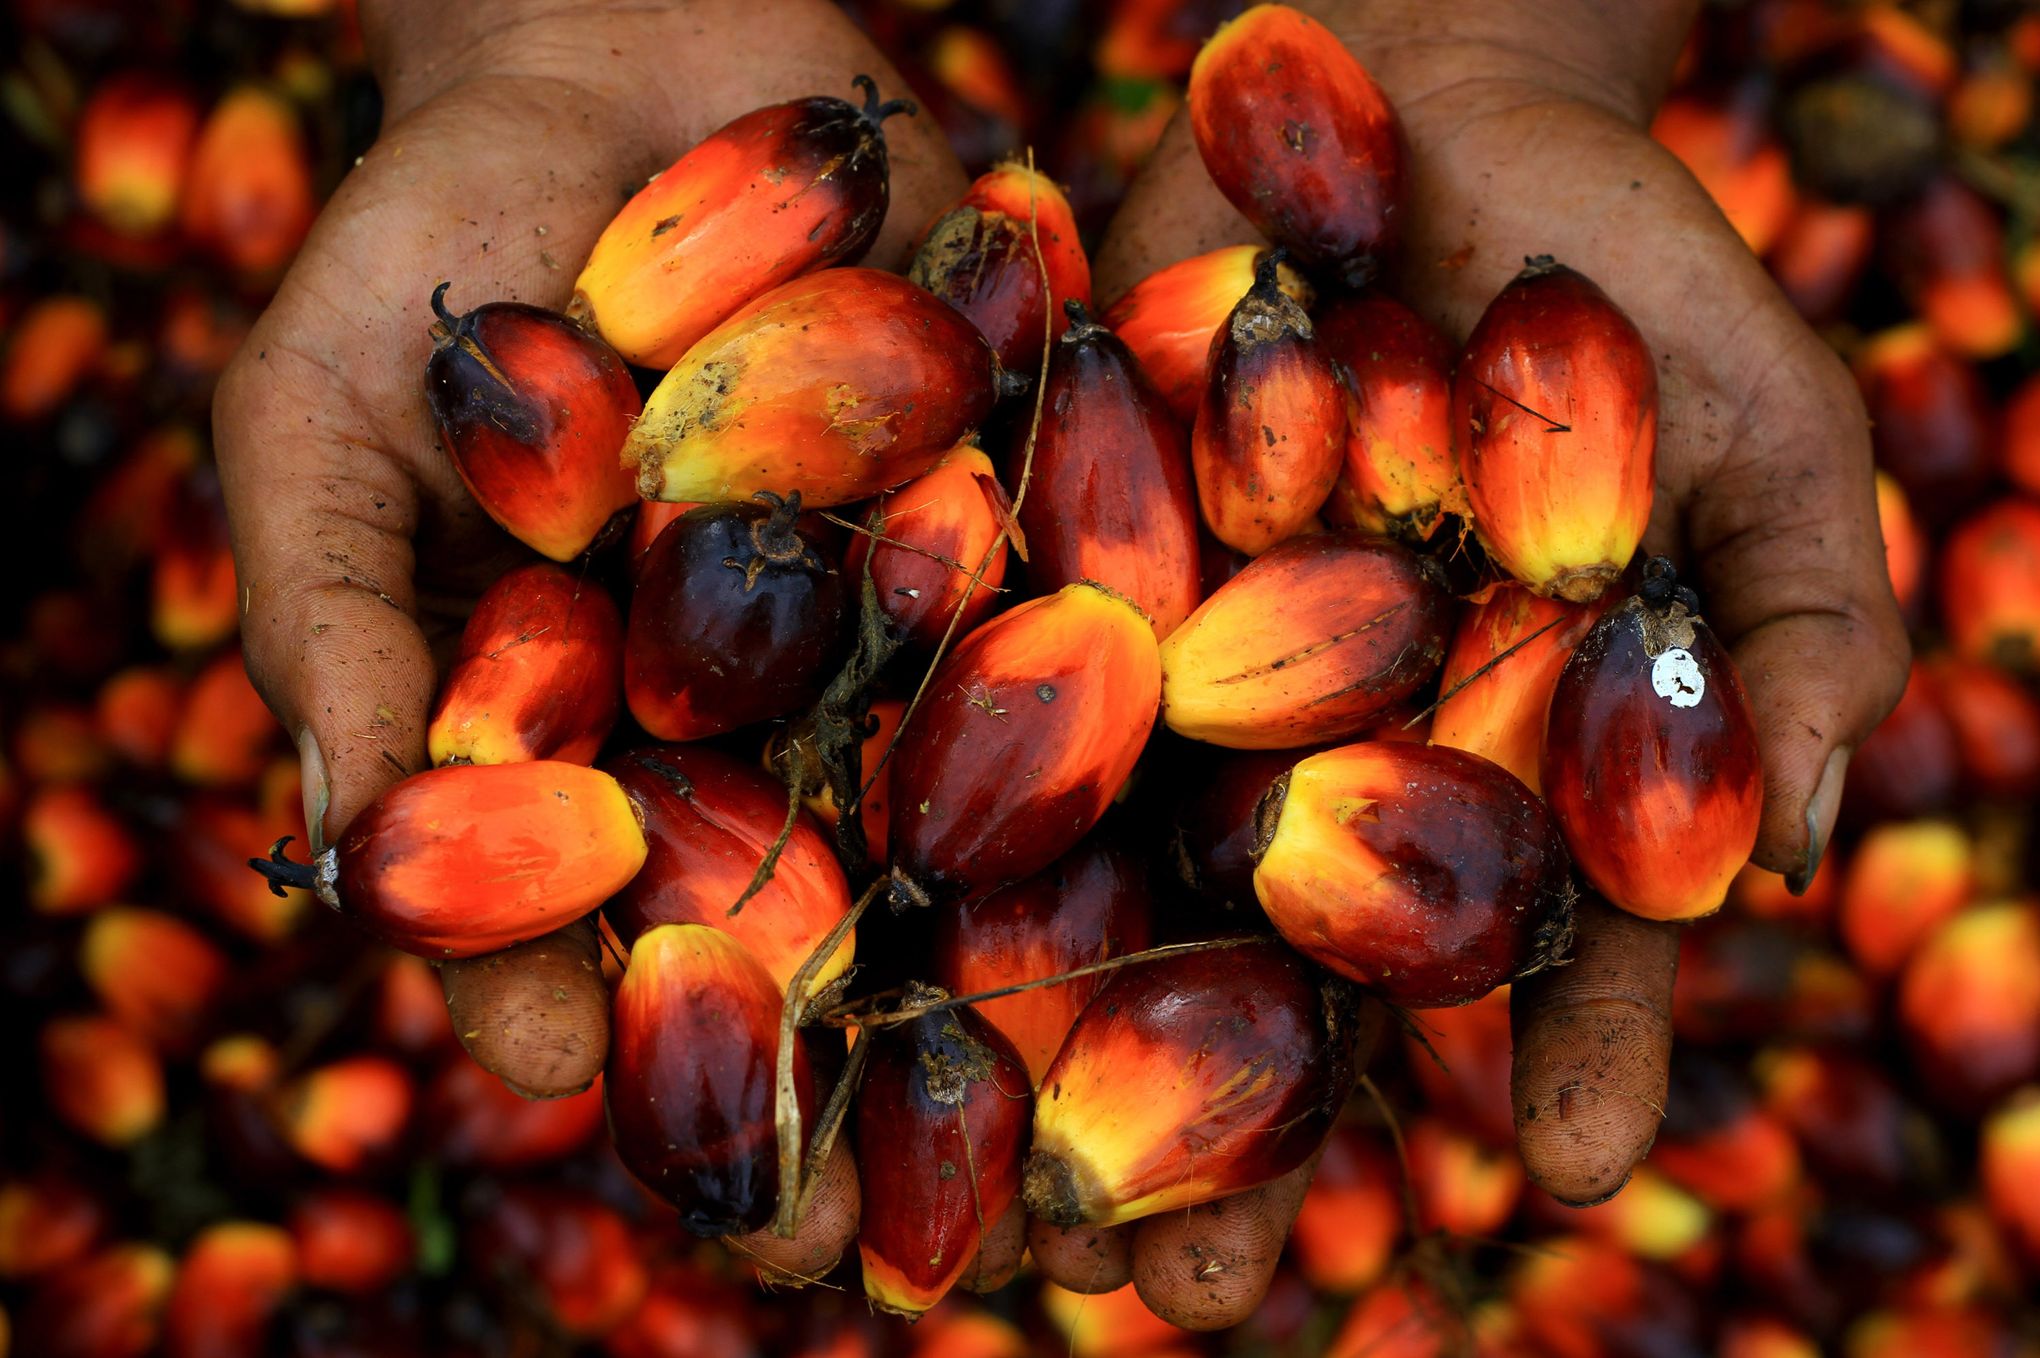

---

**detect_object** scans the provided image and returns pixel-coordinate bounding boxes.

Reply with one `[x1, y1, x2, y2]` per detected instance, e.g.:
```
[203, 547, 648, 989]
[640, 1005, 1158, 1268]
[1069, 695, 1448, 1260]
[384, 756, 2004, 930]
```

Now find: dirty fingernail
[1787, 746, 1849, 895]
[298, 727, 329, 854]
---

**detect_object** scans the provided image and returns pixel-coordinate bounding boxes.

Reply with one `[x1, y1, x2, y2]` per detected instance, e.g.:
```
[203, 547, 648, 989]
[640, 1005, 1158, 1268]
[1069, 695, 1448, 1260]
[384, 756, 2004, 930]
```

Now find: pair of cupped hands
[214, 0, 1907, 1329]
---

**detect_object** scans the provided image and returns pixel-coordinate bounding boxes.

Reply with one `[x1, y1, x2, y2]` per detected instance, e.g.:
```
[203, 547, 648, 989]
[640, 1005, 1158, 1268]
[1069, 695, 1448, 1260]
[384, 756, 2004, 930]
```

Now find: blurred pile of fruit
[6, 0, 2040, 1355]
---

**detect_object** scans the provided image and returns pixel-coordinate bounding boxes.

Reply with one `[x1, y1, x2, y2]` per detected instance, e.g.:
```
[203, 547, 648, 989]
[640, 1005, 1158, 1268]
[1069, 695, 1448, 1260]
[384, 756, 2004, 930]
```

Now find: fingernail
[1787, 746, 1849, 895]
[298, 727, 330, 854]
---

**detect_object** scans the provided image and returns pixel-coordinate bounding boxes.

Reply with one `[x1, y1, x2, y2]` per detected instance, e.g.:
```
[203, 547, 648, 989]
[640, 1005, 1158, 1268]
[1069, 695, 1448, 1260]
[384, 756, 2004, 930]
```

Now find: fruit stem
[1518, 253, 1563, 278]
[1251, 246, 1289, 296]
[429, 280, 460, 331]
[852, 74, 918, 131]
[1638, 556, 1679, 611]
[248, 836, 319, 897]
[749, 490, 824, 572]
[1060, 298, 1107, 344]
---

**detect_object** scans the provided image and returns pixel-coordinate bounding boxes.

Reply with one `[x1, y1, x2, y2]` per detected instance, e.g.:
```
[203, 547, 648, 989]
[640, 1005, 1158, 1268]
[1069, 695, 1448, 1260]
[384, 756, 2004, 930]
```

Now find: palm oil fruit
[1939, 497, 2040, 671]
[1190, 250, 1345, 555]
[1188, 4, 1406, 285]
[161, 1221, 296, 1358]
[909, 162, 1092, 372]
[1431, 584, 1610, 793]
[1980, 1089, 2040, 1271]
[625, 495, 853, 741]
[848, 444, 1011, 652]
[855, 993, 1031, 1315]
[1170, 748, 1304, 907]
[423, 284, 641, 562]
[1898, 902, 2040, 1114]
[607, 924, 811, 1237]
[1543, 559, 1763, 921]
[888, 582, 1161, 902]
[247, 761, 648, 958]
[626, 269, 1004, 508]
[570, 77, 913, 370]
[427, 562, 622, 767]
[1159, 532, 1449, 749]
[1253, 741, 1569, 1007]
[1021, 302, 1201, 639]
[1024, 937, 1353, 1226]
[1317, 291, 1458, 538]
[1455, 257, 1657, 602]
[603, 744, 855, 1000]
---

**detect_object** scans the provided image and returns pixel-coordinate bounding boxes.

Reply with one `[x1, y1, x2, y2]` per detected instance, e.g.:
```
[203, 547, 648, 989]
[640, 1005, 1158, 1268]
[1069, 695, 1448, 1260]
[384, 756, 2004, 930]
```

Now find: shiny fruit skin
[607, 924, 812, 1237]
[1838, 819, 1973, 978]
[79, 907, 227, 1054]
[854, 1000, 1031, 1315]
[931, 838, 1156, 1085]
[1929, 653, 2040, 799]
[1317, 291, 1458, 538]
[909, 162, 1091, 372]
[627, 269, 1002, 508]
[423, 289, 641, 562]
[890, 582, 1161, 900]
[624, 499, 853, 741]
[1101, 244, 1313, 424]
[74, 74, 198, 236]
[1188, 4, 1406, 285]
[1455, 259, 1657, 602]
[1023, 936, 1353, 1226]
[1254, 740, 1568, 1006]
[427, 562, 622, 766]
[1022, 305, 1201, 639]
[603, 743, 854, 999]
[1431, 584, 1610, 793]
[1171, 747, 1314, 907]
[569, 86, 903, 369]
[1160, 532, 1449, 749]
[847, 445, 1010, 651]
[1939, 497, 2040, 671]
[1898, 902, 2040, 1114]
[1544, 588, 1763, 921]
[179, 86, 313, 274]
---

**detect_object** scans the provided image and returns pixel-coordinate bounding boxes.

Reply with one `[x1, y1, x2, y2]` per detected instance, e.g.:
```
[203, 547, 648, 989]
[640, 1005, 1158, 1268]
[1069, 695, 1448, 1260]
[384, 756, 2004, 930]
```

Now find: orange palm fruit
[855, 996, 1031, 1315]
[1929, 653, 2040, 800]
[374, 953, 454, 1055]
[248, 761, 648, 958]
[1855, 325, 1995, 523]
[1316, 291, 1457, 539]
[1980, 1089, 2040, 1269]
[1406, 1117, 1524, 1238]
[767, 696, 904, 865]
[0, 295, 107, 422]
[1407, 987, 1515, 1148]
[1190, 251, 1344, 554]
[15, 1243, 174, 1358]
[2004, 374, 2040, 499]
[1023, 937, 1355, 1226]
[1529, 1164, 1711, 1262]
[1899, 902, 2040, 1114]
[75, 75, 199, 236]
[422, 1052, 604, 1170]
[79, 908, 227, 1053]
[604, 743, 854, 998]
[1838, 820, 1974, 978]
[1674, 918, 1872, 1047]
[1651, 1058, 1801, 1213]
[1326, 1278, 1456, 1358]
[1188, 4, 1406, 285]
[1543, 561, 1764, 921]
[1510, 1236, 1697, 1358]
[468, 1187, 648, 1339]
[889, 582, 1160, 901]
[162, 1222, 296, 1358]
[847, 444, 1010, 650]
[427, 563, 622, 766]
[0, 1175, 104, 1281]
[1753, 1046, 1931, 1192]
[1729, 857, 1837, 931]
[1845, 659, 1960, 825]
[1457, 258, 1657, 601]
[1101, 244, 1312, 424]
[78, 424, 201, 568]
[423, 284, 641, 562]
[1767, 198, 1874, 324]
[288, 1190, 412, 1294]
[24, 784, 140, 915]
[910, 1306, 1029, 1358]
[1254, 741, 1568, 1006]
[1650, 87, 1796, 255]
[569, 78, 913, 369]
[628, 500, 698, 573]
[41, 1014, 164, 1147]
[96, 666, 181, 768]
[1875, 470, 1924, 615]
[173, 795, 308, 942]
[607, 924, 812, 1236]
[1430, 584, 1610, 793]
[1940, 498, 2040, 670]
[179, 86, 313, 273]
[1289, 1127, 1400, 1294]
[1159, 532, 1449, 749]
[1041, 1281, 1193, 1358]
[1845, 1306, 2013, 1358]
[1954, 57, 2038, 150]
[170, 649, 275, 788]
[1019, 302, 1200, 639]
[275, 1055, 413, 1173]
[627, 269, 1004, 508]
[930, 838, 1155, 1085]
[909, 162, 1091, 372]
[1883, 176, 2022, 360]
[1170, 747, 1303, 907]
[16, 703, 114, 784]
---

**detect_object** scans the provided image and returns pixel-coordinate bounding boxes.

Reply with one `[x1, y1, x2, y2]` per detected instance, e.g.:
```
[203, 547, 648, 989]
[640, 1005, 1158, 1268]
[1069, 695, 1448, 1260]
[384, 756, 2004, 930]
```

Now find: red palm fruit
[79, 908, 227, 1053]
[251, 761, 648, 958]
[1188, 5, 1405, 285]
[1651, 88, 1796, 254]
[96, 666, 181, 767]
[422, 1053, 604, 1169]
[605, 1263, 762, 1358]
[1096, 0, 1225, 80]
[179, 86, 313, 273]
[427, 563, 622, 766]
[1846, 1306, 2011, 1358]
[1844, 660, 1960, 825]
[1020, 304, 1201, 639]
[1756, 1046, 1936, 1192]
[1431, 584, 1609, 793]
[1875, 471, 1924, 615]
[0, 295, 107, 422]
[42, 1015, 163, 1147]
[0, 1176, 104, 1280]
[909, 163, 1091, 372]
[1729, 858, 1838, 931]
[1455, 258, 1657, 602]
[1041, 1281, 1194, 1358]
[1102, 244, 1312, 424]
[171, 651, 275, 788]
[629, 500, 698, 573]
[890, 582, 1160, 900]
[74, 75, 198, 235]
[174, 796, 308, 942]
[855, 996, 1031, 1314]
[17, 702, 116, 784]
[1170, 748, 1300, 907]
[1883, 177, 2022, 360]
[1952, 59, 2035, 149]
[17, 1243, 174, 1358]
[1651, 1058, 1801, 1213]
[1407, 987, 1515, 1148]
[24, 785, 139, 915]
[1509, 1236, 1698, 1358]
[569, 79, 911, 369]
[1533, 1166, 1712, 1263]
[1941, 498, 2040, 670]
[470, 1187, 649, 1339]
[362, 956, 448, 1060]
[627, 270, 1002, 508]
[848, 445, 1010, 650]
[769, 697, 904, 865]
[1160, 533, 1448, 749]
[1406, 1117, 1524, 1238]
[1838, 820, 1974, 978]
[1929, 654, 2040, 799]
[1255, 741, 1568, 1006]
[1899, 902, 2040, 1113]
[201, 1034, 281, 1094]
[910, 1306, 1028, 1358]
[1023, 937, 1355, 1226]
[1326, 1279, 1456, 1358]
[289, 1190, 412, 1294]
[930, 839, 1155, 1086]
[1674, 919, 1873, 1046]
[1290, 1128, 1400, 1294]
[1980, 1089, 2040, 1268]
[607, 924, 812, 1235]
[423, 285, 640, 563]
[1315, 292, 1457, 539]
[1854, 325, 1995, 522]
[1767, 198, 1874, 324]
[1189, 252, 1344, 554]
[603, 744, 854, 998]
[275, 1055, 413, 1172]
[625, 497, 853, 740]
[162, 1222, 296, 1358]
[1544, 563, 1764, 921]
[2007, 375, 2040, 499]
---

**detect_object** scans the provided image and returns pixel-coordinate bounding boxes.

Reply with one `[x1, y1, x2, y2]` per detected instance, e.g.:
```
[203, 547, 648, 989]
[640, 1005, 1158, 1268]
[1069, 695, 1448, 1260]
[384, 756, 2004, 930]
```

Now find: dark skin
[217, 0, 1908, 1329]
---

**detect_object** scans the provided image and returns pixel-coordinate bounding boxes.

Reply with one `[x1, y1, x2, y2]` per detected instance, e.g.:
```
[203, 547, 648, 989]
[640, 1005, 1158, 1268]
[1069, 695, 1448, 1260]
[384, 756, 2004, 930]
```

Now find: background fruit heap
[3, 1, 2040, 1357]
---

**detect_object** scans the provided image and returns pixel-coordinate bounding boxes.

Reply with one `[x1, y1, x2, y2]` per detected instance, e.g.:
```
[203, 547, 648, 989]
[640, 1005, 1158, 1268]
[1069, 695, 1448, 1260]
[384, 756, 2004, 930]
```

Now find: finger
[1028, 1218, 1135, 1295]
[726, 1137, 860, 1286]
[1093, 108, 1252, 304]
[959, 1198, 1027, 1294]
[439, 915, 609, 1097]
[1126, 1150, 1322, 1331]
[1511, 894, 1677, 1205]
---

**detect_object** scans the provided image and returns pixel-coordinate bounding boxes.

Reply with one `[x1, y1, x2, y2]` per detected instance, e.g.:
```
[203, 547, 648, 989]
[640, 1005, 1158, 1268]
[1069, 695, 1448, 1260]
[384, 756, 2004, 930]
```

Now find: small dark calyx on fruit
[428, 279, 466, 346]
[1518, 253, 1562, 278]
[1021, 1152, 1084, 1227]
[889, 867, 933, 912]
[851, 74, 918, 133]
[1638, 556, 1701, 615]
[729, 490, 828, 590]
[1060, 299, 1108, 344]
